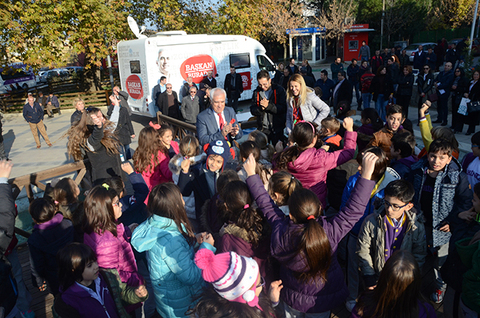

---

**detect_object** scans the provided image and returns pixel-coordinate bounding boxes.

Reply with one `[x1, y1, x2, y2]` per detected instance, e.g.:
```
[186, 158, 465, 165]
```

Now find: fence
[9, 160, 88, 238]
[413, 28, 471, 43]
[0, 90, 112, 113]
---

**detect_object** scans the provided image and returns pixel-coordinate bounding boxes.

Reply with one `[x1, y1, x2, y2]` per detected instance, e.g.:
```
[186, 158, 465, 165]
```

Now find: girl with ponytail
[273, 118, 357, 208]
[216, 180, 271, 282]
[244, 151, 379, 317]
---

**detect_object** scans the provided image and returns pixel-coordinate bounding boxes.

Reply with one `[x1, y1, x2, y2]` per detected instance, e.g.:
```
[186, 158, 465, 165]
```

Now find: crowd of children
[4, 96, 480, 318]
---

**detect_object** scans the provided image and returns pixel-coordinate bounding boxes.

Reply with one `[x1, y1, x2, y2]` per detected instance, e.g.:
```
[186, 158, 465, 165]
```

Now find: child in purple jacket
[244, 151, 378, 316]
[54, 243, 148, 318]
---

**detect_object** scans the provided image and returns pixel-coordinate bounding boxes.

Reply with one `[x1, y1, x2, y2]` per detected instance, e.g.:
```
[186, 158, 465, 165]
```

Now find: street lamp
[470, 0, 480, 54]
[380, 0, 385, 50]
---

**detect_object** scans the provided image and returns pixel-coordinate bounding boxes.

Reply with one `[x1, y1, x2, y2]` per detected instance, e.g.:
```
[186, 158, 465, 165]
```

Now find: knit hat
[195, 249, 261, 308]
[205, 139, 231, 171]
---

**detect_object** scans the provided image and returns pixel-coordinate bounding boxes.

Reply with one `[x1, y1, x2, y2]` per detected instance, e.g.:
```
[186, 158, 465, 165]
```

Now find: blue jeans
[375, 94, 387, 122]
[362, 93, 372, 108]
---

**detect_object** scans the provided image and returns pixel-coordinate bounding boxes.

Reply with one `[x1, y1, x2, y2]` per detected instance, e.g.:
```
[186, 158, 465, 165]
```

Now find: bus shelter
[287, 27, 327, 63]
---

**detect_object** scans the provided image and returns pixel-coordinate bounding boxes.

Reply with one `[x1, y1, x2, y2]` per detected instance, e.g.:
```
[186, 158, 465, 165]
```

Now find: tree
[316, 0, 358, 57]
[259, 0, 305, 60]
[428, 0, 476, 29]
[2, 0, 132, 89]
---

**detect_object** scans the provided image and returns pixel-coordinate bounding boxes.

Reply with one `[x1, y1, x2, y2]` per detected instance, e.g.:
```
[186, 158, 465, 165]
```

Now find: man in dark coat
[156, 83, 180, 119]
[413, 45, 426, 70]
[0, 161, 18, 318]
[425, 48, 437, 70]
[434, 61, 454, 126]
[332, 71, 353, 111]
[201, 71, 217, 88]
[250, 70, 287, 145]
[224, 66, 243, 112]
[314, 70, 335, 104]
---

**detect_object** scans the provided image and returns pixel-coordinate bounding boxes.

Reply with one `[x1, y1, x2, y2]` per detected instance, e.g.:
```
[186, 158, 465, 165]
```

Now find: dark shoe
[433, 119, 442, 123]
[48, 115, 54, 118]
[449, 126, 455, 130]
[357, 107, 363, 111]
[441, 122, 448, 126]
[58, 110, 61, 115]
[466, 131, 473, 136]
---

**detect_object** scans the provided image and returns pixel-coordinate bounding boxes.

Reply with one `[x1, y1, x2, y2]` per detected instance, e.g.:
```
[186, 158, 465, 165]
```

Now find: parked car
[448, 38, 464, 49]
[39, 69, 70, 82]
[405, 42, 437, 63]
[65, 66, 85, 75]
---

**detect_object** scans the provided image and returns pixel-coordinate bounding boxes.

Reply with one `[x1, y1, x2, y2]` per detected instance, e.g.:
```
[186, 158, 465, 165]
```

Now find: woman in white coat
[285, 74, 330, 135]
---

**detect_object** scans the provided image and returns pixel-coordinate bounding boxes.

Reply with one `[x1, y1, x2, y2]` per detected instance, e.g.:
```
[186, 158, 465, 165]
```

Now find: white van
[117, 31, 276, 117]
[0, 64, 36, 94]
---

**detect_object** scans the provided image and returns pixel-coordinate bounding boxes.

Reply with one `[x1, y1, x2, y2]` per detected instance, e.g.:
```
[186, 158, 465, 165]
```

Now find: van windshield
[257, 55, 275, 72]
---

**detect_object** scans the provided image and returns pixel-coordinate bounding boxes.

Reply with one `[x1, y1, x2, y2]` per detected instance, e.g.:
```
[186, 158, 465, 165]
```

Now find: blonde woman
[70, 97, 85, 126]
[285, 74, 330, 135]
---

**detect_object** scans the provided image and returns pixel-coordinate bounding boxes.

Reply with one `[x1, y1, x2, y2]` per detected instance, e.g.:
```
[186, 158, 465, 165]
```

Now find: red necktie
[218, 113, 225, 130]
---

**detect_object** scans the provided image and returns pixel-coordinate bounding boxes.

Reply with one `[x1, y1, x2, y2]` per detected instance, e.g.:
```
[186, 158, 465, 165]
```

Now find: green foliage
[2, 0, 131, 70]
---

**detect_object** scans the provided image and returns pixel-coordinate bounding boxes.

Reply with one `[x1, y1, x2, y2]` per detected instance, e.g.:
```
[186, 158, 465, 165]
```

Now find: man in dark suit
[156, 83, 180, 119]
[224, 66, 243, 112]
[332, 71, 353, 112]
[196, 88, 243, 146]
[201, 71, 217, 88]
[413, 45, 426, 70]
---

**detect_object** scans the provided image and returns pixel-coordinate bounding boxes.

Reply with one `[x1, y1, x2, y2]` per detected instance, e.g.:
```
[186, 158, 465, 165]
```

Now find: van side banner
[180, 55, 217, 84]
[239, 72, 251, 90]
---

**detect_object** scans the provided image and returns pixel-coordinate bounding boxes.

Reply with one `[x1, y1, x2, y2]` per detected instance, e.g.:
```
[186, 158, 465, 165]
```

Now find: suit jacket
[201, 77, 217, 88]
[196, 106, 243, 146]
[224, 73, 243, 99]
[413, 50, 426, 70]
[333, 79, 353, 109]
[156, 91, 179, 118]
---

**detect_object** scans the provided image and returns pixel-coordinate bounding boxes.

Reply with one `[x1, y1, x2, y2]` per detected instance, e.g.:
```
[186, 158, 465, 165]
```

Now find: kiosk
[287, 27, 327, 63]
[343, 24, 375, 62]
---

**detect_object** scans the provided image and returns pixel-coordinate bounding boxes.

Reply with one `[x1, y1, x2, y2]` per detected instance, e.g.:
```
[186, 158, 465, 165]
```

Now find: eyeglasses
[166, 87, 172, 89]
[424, 67, 430, 70]
[256, 276, 265, 289]
[472, 144, 479, 148]
[112, 200, 121, 207]
[384, 200, 409, 212]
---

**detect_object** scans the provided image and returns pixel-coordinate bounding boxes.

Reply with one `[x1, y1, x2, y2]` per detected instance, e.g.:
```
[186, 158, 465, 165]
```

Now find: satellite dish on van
[128, 16, 147, 39]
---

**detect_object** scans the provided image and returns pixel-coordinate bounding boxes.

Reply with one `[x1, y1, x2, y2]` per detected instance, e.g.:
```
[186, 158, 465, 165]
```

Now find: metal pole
[107, 55, 114, 90]
[470, 0, 480, 54]
[380, 0, 385, 50]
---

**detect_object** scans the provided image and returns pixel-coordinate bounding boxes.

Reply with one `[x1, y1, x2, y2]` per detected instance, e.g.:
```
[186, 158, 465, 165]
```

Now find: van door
[256, 55, 276, 77]
[229, 53, 253, 102]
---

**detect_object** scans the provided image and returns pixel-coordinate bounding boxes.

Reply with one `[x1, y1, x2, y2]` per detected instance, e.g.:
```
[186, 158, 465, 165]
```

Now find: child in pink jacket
[273, 119, 356, 208]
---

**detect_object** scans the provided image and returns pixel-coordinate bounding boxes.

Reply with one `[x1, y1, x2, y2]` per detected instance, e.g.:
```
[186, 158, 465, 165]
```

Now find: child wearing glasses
[339, 146, 400, 312]
[356, 179, 426, 291]
[409, 139, 472, 303]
